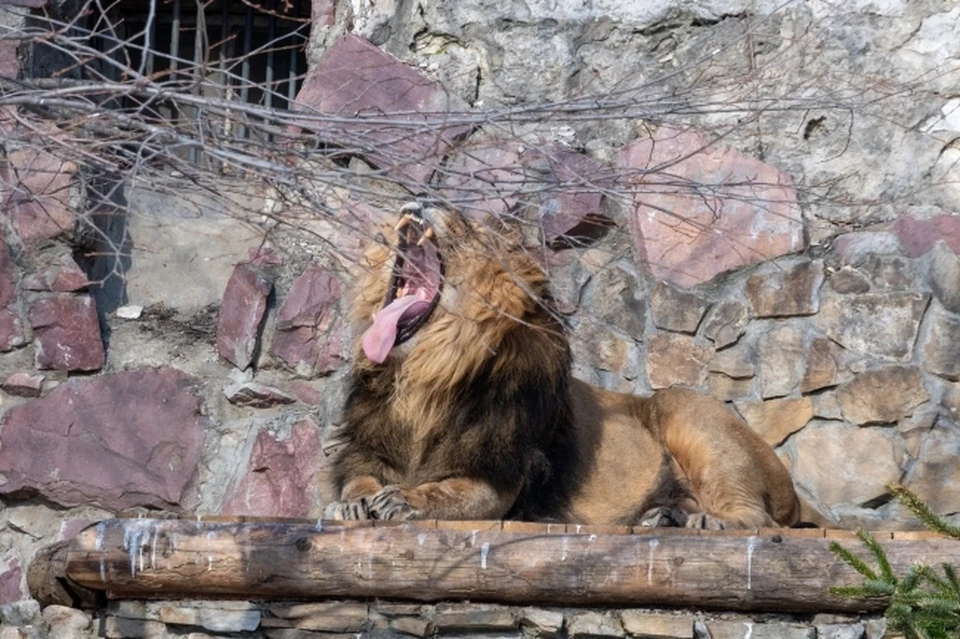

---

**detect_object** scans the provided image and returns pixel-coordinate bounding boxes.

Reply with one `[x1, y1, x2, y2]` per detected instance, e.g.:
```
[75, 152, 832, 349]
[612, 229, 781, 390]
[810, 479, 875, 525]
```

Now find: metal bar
[265, 1, 275, 111]
[170, 0, 181, 73]
[219, 0, 229, 90]
[239, 1, 253, 139]
[287, 0, 301, 106]
[193, 1, 205, 76]
[189, 0, 205, 165]
[213, 0, 231, 172]
[142, 0, 156, 76]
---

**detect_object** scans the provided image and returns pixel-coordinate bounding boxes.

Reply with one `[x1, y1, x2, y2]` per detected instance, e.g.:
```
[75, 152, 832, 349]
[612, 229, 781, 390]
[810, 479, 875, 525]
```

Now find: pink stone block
[0, 242, 25, 352]
[29, 294, 104, 371]
[892, 213, 960, 257]
[1, 372, 44, 397]
[270, 265, 345, 376]
[0, 369, 205, 511]
[618, 126, 804, 287]
[0, 556, 24, 604]
[1, 141, 77, 243]
[216, 263, 272, 370]
[220, 419, 322, 518]
[23, 256, 90, 292]
[292, 34, 471, 184]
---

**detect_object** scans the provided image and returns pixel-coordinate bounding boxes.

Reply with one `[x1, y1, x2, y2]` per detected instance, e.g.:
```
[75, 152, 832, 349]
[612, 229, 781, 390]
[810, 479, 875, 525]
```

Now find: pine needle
[889, 484, 960, 540]
[828, 486, 960, 638]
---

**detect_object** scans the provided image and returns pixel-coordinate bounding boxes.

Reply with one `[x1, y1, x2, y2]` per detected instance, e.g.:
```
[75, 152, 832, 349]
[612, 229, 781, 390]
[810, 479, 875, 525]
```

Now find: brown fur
[325, 204, 800, 528]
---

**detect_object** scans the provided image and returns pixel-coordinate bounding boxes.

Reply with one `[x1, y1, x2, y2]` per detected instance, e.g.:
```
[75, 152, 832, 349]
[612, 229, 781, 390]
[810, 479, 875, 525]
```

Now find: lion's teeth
[395, 214, 413, 231]
[417, 227, 435, 246]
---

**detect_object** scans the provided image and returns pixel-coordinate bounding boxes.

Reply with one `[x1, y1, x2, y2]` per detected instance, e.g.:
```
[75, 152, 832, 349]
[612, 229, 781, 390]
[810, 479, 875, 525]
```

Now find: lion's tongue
[362, 293, 432, 363]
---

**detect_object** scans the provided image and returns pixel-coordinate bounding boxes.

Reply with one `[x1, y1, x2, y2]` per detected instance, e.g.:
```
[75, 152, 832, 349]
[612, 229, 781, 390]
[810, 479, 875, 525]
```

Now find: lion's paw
[638, 506, 687, 528]
[684, 512, 727, 530]
[368, 485, 421, 520]
[323, 498, 372, 521]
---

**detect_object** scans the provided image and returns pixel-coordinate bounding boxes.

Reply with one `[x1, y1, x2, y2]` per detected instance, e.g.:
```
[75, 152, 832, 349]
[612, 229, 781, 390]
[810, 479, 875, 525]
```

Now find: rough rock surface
[619, 126, 804, 287]
[28, 295, 105, 372]
[269, 265, 346, 376]
[440, 140, 525, 218]
[700, 619, 814, 639]
[566, 610, 623, 638]
[892, 213, 960, 257]
[818, 293, 928, 361]
[619, 611, 694, 637]
[1, 372, 43, 397]
[920, 303, 960, 380]
[216, 264, 272, 370]
[0, 243, 24, 352]
[0, 556, 23, 604]
[583, 266, 647, 339]
[745, 260, 823, 318]
[708, 345, 755, 379]
[0, 369, 204, 510]
[433, 604, 517, 632]
[801, 337, 851, 393]
[736, 397, 813, 447]
[757, 324, 804, 399]
[701, 298, 750, 347]
[929, 241, 960, 313]
[828, 265, 871, 294]
[905, 424, 960, 515]
[792, 421, 904, 508]
[0, 142, 76, 243]
[293, 34, 470, 183]
[221, 419, 321, 517]
[649, 282, 710, 333]
[23, 255, 89, 292]
[836, 366, 930, 426]
[645, 333, 712, 389]
[223, 380, 297, 408]
[521, 147, 614, 248]
[42, 604, 92, 638]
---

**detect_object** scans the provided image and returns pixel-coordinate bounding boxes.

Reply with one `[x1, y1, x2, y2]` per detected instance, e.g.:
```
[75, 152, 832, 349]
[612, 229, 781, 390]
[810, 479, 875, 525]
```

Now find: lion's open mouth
[361, 209, 443, 363]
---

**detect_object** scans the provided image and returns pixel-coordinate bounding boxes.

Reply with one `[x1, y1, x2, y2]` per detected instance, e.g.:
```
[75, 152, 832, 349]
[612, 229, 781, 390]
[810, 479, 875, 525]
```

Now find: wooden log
[50, 518, 959, 613]
[26, 540, 101, 609]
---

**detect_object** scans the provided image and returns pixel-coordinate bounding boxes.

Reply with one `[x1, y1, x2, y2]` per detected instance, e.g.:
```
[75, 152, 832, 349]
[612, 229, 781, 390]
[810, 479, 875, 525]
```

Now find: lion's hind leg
[642, 388, 800, 529]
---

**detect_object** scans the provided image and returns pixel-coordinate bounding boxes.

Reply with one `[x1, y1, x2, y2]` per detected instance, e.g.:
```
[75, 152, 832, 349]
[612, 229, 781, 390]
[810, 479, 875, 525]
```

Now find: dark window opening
[84, 0, 311, 164]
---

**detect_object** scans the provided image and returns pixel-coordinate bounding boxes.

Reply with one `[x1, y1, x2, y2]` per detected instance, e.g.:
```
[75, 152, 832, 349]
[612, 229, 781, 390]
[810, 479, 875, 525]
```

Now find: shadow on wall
[73, 170, 132, 343]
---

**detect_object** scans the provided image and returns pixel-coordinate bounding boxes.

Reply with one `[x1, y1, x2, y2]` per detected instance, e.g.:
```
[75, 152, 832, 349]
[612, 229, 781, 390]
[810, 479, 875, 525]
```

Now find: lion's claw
[685, 512, 727, 530]
[638, 505, 687, 528]
[323, 498, 372, 520]
[368, 485, 421, 520]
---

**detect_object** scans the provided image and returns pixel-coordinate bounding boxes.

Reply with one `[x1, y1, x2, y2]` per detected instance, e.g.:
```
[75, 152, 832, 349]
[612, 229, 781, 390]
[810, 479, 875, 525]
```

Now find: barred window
[85, 0, 311, 163]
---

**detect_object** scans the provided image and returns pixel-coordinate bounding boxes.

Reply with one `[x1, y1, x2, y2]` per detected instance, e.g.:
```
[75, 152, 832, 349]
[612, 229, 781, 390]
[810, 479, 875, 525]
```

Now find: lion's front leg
[323, 476, 385, 521]
[366, 478, 518, 521]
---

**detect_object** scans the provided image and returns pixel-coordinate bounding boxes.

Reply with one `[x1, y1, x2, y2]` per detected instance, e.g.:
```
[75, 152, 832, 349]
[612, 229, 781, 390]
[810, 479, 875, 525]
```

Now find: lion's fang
[417, 227, 435, 246]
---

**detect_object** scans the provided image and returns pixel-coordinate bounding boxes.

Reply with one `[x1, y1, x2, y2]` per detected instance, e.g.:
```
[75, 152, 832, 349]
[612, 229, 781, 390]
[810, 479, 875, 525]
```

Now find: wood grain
[47, 518, 958, 613]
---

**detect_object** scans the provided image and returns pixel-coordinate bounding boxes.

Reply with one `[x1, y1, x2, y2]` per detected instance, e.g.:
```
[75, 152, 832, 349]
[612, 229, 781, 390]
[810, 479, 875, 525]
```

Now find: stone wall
[1, 598, 886, 639]
[0, 0, 959, 631]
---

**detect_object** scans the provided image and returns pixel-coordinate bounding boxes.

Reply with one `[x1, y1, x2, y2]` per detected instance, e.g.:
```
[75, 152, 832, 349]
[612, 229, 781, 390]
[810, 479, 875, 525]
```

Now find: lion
[323, 201, 801, 528]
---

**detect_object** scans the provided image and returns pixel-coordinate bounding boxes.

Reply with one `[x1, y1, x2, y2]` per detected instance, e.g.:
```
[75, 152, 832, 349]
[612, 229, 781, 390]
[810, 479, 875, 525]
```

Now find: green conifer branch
[828, 539, 879, 581]
[828, 485, 960, 638]
[889, 484, 960, 540]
